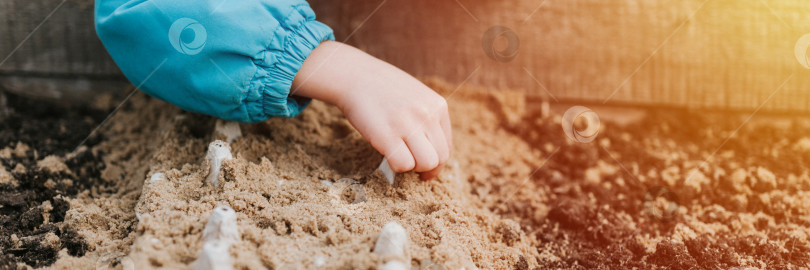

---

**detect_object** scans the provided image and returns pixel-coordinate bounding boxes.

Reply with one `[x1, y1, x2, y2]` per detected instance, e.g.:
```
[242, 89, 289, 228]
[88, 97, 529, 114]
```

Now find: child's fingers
[427, 123, 450, 166]
[419, 124, 448, 181]
[419, 167, 442, 181]
[440, 108, 453, 151]
[406, 133, 440, 172]
[368, 129, 415, 173]
[383, 139, 416, 173]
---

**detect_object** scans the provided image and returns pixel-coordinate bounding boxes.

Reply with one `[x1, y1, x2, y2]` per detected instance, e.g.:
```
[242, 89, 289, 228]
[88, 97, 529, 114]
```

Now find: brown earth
[1, 80, 809, 269]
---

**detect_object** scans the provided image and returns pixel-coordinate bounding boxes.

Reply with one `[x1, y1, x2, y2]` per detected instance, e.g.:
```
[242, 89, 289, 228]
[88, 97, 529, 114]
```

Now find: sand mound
[49, 81, 540, 269]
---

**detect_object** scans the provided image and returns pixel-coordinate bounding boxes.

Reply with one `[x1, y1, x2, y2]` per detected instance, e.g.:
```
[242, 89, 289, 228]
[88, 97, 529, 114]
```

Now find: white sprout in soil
[204, 140, 233, 187]
[214, 120, 242, 143]
[313, 256, 327, 267]
[377, 157, 396, 185]
[194, 206, 240, 270]
[374, 222, 410, 266]
[202, 206, 240, 245]
[149, 172, 165, 183]
[194, 241, 233, 270]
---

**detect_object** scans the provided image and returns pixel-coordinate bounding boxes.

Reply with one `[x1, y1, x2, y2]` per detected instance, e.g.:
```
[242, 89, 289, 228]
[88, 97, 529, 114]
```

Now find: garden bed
[1, 80, 808, 269]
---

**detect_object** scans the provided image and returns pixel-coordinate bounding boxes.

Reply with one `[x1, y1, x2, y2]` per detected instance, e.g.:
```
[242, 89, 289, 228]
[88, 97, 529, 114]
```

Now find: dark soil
[501, 107, 810, 269]
[0, 91, 109, 269]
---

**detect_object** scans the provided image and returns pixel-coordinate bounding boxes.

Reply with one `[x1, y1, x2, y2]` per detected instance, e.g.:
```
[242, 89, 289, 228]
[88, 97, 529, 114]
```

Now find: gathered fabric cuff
[247, 17, 334, 122]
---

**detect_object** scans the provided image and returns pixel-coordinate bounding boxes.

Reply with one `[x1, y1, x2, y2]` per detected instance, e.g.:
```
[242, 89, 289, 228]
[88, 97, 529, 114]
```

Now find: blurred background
[0, 0, 126, 102]
[311, 0, 810, 113]
[2, 0, 809, 113]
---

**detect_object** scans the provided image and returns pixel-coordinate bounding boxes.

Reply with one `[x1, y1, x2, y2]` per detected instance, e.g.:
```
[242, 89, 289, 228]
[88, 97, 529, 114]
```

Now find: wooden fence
[3, 0, 810, 112]
[311, 0, 810, 113]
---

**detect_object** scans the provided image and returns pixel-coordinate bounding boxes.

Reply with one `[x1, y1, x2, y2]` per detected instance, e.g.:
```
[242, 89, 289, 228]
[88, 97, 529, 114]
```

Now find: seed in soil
[202, 205, 240, 245]
[204, 141, 233, 187]
[377, 158, 396, 184]
[195, 206, 239, 270]
[213, 120, 242, 143]
[374, 221, 410, 265]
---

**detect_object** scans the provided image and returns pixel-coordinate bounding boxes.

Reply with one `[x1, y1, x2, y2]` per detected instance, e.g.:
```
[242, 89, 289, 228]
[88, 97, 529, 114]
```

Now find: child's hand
[338, 60, 452, 181]
[293, 41, 452, 180]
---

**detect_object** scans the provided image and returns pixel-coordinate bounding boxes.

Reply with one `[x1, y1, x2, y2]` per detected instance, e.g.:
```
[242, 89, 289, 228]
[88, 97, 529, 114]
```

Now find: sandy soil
[1, 79, 809, 269]
[44, 80, 541, 270]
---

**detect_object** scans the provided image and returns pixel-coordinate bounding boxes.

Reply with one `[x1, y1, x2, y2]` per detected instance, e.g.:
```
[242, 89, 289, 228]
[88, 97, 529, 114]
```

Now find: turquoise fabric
[95, 0, 334, 122]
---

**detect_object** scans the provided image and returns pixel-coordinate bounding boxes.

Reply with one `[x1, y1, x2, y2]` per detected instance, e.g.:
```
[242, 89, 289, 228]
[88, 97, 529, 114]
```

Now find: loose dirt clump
[0, 91, 110, 268]
[492, 95, 810, 268]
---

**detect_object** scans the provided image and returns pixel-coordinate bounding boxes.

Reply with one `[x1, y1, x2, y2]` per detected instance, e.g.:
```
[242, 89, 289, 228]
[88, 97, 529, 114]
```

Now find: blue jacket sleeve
[95, 0, 335, 122]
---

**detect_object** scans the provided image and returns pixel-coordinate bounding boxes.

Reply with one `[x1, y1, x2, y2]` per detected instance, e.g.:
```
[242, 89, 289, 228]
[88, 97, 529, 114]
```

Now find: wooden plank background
[2, 0, 810, 113]
[311, 0, 810, 113]
[0, 0, 120, 77]
[0, 0, 125, 101]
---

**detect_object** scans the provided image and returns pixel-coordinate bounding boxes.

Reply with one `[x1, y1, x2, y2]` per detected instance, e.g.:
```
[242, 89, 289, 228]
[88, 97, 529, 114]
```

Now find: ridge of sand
[51, 81, 540, 269]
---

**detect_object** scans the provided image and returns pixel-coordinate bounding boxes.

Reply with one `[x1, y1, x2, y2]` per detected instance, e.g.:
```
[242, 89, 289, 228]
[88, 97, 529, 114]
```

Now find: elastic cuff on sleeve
[251, 19, 334, 121]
